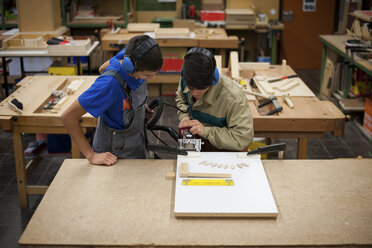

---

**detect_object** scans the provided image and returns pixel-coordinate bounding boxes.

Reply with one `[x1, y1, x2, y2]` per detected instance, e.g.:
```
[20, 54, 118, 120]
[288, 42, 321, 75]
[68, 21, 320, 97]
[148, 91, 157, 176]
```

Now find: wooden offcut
[155, 28, 190, 38]
[127, 23, 160, 33]
[229, 51, 240, 80]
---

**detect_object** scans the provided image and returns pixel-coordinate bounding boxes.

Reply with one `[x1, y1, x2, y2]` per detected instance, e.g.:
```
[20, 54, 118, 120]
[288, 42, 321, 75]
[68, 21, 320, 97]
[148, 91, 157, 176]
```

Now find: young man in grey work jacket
[176, 47, 254, 151]
[62, 35, 163, 166]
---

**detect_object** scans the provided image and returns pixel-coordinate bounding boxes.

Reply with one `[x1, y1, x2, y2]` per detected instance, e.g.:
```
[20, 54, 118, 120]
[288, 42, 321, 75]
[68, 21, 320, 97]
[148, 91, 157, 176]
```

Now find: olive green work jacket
[175, 75, 254, 151]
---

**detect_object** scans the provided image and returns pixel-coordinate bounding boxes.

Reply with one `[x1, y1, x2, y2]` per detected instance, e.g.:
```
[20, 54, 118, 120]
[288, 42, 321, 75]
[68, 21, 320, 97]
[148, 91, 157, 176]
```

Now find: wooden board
[252, 65, 315, 97]
[19, 159, 372, 247]
[127, 23, 160, 33]
[174, 153, 278, 217]
[0, 76, 97, 128]
[155, 28, 190, 38]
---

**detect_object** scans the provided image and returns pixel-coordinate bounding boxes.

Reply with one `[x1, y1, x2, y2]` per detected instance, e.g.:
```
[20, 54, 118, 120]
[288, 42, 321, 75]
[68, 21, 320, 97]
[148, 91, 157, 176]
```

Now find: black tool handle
[147, 144, 188, 155]
[247, 143, 286, 155]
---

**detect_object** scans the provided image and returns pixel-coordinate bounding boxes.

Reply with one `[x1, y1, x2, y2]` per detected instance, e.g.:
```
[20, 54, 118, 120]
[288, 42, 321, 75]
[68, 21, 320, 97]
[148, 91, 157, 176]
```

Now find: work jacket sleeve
[175, 79, 190, 122]
[202, 96, 254, 151]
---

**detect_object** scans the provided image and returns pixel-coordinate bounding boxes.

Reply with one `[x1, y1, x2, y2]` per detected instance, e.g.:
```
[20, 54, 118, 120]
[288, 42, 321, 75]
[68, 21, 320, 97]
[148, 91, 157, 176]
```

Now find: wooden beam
[26, 186, 48, 195]
[229, 51, 240, 80]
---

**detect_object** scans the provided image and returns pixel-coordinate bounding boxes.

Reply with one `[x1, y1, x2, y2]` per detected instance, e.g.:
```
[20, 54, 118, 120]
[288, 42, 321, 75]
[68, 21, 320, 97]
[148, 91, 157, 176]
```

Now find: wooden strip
[180, 162, 189, 178]
[187, 172, 232, 178]
[26, 186, 48, 195]
[214, 55, 222, 73]
[229, 51, 240, 80]
[127, 23, 160, 32]
[13, 131, 28, 209]
[239, 62, 270, 70]
[25, 157, 42, 179]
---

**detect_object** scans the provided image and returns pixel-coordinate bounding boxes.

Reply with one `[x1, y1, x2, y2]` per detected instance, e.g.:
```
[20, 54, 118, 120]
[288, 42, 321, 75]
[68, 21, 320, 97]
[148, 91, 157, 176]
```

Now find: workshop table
[100, 28, 239, 83]
[0, 73, 344, 209]
[0, 41, 99, 97]
[319, 35, 372, 98]
[0, 76, 98, 209]
[239, 65, 345, 159]
[18, 158, 372, 247]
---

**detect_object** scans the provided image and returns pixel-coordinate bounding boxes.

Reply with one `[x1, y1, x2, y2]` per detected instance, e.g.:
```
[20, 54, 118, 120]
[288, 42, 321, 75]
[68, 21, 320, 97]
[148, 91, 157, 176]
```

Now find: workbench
[19, 158, 372, 247]
[0, 41, 99, 97]
[319, 35, 372, 98]
[100, 28, 239, 83]
[226, 22, 284, 64]
[239, 65, 345, 159]
[0, 74, 344, 209]
[0, 76, 97, 209]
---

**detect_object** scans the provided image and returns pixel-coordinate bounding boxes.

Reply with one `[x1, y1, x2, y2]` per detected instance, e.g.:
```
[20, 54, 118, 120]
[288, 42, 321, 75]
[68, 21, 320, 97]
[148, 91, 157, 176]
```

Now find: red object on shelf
[200, 10, 225, 21]
[161, 58, 184, 72]
[363, 97, 372, 136]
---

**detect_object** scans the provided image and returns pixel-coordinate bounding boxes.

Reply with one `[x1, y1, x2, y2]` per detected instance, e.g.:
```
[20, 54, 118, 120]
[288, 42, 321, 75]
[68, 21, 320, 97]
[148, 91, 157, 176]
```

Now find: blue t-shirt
[78, 48, 145, 130]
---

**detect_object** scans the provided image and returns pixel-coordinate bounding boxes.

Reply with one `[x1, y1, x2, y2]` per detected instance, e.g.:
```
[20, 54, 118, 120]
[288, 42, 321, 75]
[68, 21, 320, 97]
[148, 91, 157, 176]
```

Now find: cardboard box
[226, 0, 279, 20]
[363, 97, 372, 136]
[225, 9, 255, 25]
[48, 39, 92, 55]
[17, 0, 61, 32]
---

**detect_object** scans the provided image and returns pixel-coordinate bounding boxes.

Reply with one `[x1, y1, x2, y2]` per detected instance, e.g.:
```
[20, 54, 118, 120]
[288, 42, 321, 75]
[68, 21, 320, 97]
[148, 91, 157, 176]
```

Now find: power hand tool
[177, 128, 203, 152]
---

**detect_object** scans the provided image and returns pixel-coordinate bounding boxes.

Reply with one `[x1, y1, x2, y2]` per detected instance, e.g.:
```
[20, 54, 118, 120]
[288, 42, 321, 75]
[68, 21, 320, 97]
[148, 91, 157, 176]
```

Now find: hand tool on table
[178, 128, 203, 152]
[268, 75, 298, 83]
[7, 98, 23, 114]
[257, 96, 283, 115]
[247, 143, 286, 156]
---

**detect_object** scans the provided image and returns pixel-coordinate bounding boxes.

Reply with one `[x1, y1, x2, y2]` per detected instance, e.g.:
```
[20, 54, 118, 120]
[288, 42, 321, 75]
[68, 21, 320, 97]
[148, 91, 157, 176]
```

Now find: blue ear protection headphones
[122, 37, 159, 74]
[181, 47, 219, 86]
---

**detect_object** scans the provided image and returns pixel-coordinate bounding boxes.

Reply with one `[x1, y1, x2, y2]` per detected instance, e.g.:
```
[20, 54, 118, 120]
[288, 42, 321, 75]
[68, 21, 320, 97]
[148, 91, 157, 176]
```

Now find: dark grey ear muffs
[122, 38, 159, 74]
[181, 47, 219, 86]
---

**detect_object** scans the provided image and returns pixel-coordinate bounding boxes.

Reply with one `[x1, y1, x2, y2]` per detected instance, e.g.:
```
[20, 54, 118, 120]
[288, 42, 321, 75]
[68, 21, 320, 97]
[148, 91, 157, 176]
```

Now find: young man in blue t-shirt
[62, 35, 163, 166]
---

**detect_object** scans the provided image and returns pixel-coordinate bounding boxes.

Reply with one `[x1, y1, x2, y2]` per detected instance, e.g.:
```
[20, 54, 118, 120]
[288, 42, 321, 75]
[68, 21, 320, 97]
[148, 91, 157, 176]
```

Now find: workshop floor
[0, 70, 371, 247]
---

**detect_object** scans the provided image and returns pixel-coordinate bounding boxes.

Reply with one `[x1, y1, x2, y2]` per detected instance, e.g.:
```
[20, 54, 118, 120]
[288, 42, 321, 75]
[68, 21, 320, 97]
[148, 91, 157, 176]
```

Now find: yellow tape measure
[182, 179, 234, 186]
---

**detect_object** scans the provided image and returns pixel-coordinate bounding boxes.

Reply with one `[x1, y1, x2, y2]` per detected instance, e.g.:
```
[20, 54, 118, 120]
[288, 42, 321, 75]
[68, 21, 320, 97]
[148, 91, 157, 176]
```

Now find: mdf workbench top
[19, 159, 372, 247]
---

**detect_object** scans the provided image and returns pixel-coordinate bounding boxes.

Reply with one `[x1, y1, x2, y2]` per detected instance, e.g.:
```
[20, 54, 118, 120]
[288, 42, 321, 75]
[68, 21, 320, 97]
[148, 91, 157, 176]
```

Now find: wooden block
[155, 28, 190, 38]
[214, 55, 222, 73]
[281, 59, 287, 76]
[7, 102, 22, 114]
[255, 80, 274, 94]
[353, 19, 362, 37]
[127, 23, 160, 33]
[180, 162, 189, 178]
[67, 79, 84, 95]
[242, 88, 270, 99]
[166, 172, 176, 179]
[239, 62, 270, 71]
[279, 81, 299, 92]
[283, 96, 294, 109]
[187, 172, 232, 178]
[229, 51, 240, 80]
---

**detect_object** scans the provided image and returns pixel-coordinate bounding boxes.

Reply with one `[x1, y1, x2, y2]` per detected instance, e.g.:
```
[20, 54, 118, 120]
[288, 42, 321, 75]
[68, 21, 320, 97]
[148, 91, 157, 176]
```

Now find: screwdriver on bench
[268, 75, 298, 83]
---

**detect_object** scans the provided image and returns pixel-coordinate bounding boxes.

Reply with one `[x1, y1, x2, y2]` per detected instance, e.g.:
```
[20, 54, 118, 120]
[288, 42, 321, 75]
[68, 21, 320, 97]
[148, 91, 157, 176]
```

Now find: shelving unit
[61, 0, 131, 29]
[0, 0, 18, 29]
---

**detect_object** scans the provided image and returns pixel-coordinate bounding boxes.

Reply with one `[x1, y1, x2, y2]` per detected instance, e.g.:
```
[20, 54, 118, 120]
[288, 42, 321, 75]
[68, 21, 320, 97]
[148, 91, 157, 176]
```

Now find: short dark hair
[183, 49, 215, 90]
[125, 35, 163, 72]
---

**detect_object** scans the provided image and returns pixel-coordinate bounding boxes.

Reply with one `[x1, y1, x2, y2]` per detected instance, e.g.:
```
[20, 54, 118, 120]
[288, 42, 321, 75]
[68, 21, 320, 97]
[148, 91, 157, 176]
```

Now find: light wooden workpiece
[229, 51, 240, 80]
[179, 162, 231, 178]
[19, 159, 372, 247]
